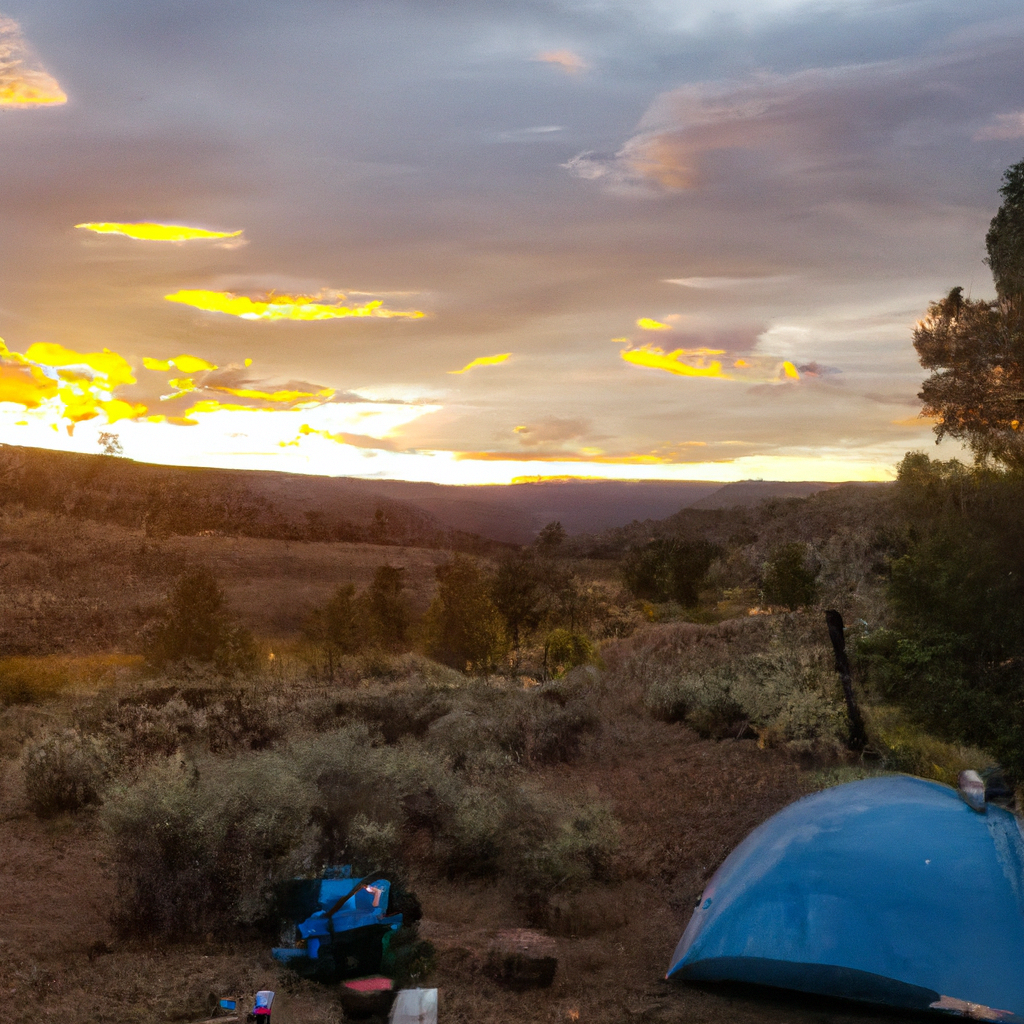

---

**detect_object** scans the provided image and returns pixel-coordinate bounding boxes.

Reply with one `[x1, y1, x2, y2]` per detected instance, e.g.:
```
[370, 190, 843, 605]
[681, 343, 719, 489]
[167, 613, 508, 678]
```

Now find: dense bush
[22, 728, 110, 816]
[644, 649, 847, 750]
[103, 754, 317, 937]
[101, 715, 621, 938]
[544, 629, 596, 677]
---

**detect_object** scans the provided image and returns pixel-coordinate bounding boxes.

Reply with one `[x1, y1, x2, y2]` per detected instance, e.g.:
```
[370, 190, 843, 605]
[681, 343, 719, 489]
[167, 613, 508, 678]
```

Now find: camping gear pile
[272, 867, 404, 985]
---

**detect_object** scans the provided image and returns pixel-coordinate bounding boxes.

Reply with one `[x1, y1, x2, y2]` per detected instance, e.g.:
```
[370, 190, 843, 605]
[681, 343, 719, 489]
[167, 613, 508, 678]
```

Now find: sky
[0, 0, 1021, 485]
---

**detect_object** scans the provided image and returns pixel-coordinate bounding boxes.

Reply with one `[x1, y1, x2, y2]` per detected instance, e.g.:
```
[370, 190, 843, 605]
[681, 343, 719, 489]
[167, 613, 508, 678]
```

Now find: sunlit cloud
[973, 112, 1024, 142]
[637, 317, 672, 330]
[621, 342, 800, 383]
[534, 49, 587, 74]
[0, 338, 144, 429]
[165, 289, 426, 322]
[76, 222, 244, 242]
[0, 17, 66, 107]
[143, 354, 219, 373]
[665, 276, 797, 289]
[448, 353, 511, 375]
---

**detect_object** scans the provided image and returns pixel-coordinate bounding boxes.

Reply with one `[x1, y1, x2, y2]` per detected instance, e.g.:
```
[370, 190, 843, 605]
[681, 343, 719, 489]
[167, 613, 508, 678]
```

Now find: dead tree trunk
[825, 609, 868, 751]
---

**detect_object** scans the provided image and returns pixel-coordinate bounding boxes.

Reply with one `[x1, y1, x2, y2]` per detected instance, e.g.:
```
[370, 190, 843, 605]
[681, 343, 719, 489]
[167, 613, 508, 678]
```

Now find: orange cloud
[637, 317, 672, 330]
[449, 353, 511, 374]
[620, 343, 800, 383]
[165, 290, 426, 322]
[76, 222, 243, 242]
[0, 18, 66, 107]
[535, 49, 587, 74]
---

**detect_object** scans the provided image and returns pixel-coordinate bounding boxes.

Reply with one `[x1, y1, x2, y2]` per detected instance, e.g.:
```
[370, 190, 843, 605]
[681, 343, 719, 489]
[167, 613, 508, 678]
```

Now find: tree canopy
[915, 161, 1024, 467]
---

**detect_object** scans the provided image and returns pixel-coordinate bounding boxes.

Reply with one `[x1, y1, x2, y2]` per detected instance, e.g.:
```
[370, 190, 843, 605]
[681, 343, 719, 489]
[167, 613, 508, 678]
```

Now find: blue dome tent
[668, 775, 1024, 1021]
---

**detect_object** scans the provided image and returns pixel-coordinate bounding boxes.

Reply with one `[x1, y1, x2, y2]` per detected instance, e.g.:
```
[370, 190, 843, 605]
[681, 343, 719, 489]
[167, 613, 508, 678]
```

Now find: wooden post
[825, 609, 868, 751]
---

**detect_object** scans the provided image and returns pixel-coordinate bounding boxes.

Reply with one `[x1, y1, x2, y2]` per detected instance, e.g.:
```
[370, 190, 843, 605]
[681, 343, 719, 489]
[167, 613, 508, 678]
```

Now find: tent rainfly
[668, 774, 1024, 1022]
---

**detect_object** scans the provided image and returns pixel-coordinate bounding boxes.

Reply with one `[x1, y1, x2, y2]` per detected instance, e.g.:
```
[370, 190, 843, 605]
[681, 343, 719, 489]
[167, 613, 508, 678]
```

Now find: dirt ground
[0, 712, 922, 1024]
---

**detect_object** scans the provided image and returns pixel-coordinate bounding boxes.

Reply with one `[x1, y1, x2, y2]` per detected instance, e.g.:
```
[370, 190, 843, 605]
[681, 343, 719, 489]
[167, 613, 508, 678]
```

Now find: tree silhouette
[915, 161, 1024, 467]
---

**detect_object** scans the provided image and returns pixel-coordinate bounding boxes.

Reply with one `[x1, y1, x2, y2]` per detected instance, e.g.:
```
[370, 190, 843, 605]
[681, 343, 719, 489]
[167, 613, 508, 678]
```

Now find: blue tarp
[668, 775, 1024, 1021]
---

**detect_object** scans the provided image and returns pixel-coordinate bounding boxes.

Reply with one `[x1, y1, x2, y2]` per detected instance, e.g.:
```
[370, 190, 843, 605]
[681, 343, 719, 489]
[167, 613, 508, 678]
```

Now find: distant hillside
[689, 480, 841, 509]
[0, 444, 881, 545]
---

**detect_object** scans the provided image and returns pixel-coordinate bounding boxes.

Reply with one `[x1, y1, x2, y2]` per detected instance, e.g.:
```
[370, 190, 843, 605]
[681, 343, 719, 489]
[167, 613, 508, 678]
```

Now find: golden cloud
[0, 338, 144, 428]
[143, 354, 218, 373]
[76, 222, 243, 242]
[621, 343, 800, 383]
[0, 18, 66, 107]
[637, 317, 672, 330]
[448, 353, 511, 375]
[535, 49, 587, 74]
[164, 290, 426, 322]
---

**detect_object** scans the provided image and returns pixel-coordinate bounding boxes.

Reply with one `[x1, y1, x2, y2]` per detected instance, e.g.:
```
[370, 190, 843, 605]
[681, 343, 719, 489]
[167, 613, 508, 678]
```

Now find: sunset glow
[76, 223, 243, 242]
[0, 1, 997, 487]
[164, 290, 426, 322]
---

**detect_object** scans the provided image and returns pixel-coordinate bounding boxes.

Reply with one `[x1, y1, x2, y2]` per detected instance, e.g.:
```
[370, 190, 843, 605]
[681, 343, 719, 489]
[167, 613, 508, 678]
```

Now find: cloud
[164, 289, 426, 322]
[565, 47, 1024, 198]
[513, 417, 590, 447]
[0, 18, 66, 107]
[76, 222, 244, 242]
[973, 112, 1024, 142]
[637, 317, 672, 330]
[621, 342, 800, 383]
[448, 352, 511, 374]
[534, 49, 587, 74]
[665, 276, 797, 289]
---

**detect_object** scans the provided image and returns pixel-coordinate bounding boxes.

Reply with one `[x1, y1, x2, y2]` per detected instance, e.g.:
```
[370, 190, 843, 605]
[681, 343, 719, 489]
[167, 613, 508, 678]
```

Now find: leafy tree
[621, 538, 721, 606]
[761, 542, 818, 610]
[915, 162, 1024, 467]
[857, 453, 1024, 777]
[422, 555, 508, 672]
[145, 566, 258, 673]
[364, 564, 410, 650]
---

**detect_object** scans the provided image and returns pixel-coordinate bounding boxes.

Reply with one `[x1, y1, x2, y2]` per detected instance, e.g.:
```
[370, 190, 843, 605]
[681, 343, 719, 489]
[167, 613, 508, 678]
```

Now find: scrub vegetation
[0, 465, 1006, 1022]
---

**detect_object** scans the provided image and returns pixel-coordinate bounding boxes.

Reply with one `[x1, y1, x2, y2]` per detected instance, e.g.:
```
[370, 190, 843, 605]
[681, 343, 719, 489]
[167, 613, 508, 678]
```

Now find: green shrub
[644, 650, 847, 748]
[544, 629, 595, 677]
[22, 729, 110, 816]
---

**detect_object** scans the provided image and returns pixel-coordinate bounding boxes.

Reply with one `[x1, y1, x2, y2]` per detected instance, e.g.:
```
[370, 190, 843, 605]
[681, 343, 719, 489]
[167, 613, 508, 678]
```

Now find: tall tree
[489, 549, 543, 656]
[422, 555, 508, 672]
[364, 564, 410, 650]
[915, 161, 1024, 467]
